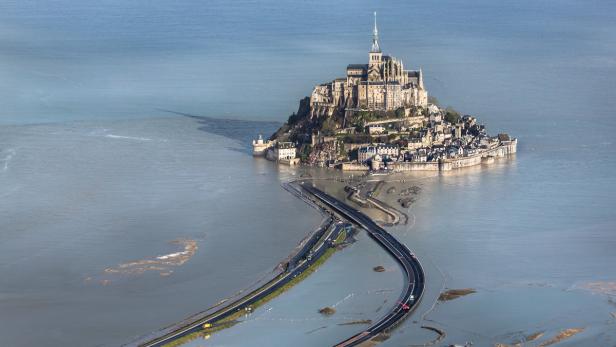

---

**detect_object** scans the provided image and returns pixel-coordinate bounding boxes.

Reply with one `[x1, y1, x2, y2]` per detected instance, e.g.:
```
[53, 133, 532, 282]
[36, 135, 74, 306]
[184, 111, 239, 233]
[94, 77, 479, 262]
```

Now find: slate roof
[347, 64, 368, 70]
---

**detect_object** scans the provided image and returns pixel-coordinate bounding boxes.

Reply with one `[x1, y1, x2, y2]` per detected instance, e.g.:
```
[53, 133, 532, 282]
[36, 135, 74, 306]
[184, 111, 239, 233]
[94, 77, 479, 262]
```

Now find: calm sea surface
[1, 0, 615, 346]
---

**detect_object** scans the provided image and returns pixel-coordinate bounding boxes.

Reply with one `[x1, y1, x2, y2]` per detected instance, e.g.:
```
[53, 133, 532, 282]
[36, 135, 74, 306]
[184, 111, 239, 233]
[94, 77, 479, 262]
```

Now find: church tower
[368, 12, 383, 81]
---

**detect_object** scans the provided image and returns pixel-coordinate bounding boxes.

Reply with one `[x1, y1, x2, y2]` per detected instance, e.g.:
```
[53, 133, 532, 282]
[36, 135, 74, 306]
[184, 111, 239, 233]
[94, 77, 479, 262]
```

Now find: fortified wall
[339, 139, 517, 172]
[391, 139, 517, 172]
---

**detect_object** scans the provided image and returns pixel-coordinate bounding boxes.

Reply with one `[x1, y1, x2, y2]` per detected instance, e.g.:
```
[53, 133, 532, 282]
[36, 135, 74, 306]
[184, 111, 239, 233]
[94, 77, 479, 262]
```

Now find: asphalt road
[133, 182, 423, 347]
[301, 184, 425, 347]
[133, 217, 343, 347]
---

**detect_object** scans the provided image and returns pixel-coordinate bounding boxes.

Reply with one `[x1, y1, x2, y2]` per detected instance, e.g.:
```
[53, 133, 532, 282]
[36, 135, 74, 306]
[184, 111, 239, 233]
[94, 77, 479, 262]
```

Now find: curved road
[134, 182, 424, 347]
[133, 219, 343, 347]
[301, 184, 425, 347]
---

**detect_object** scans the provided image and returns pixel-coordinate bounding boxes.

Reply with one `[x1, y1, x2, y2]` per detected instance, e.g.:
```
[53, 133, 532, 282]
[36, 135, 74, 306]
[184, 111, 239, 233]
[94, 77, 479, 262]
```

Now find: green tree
[320, 117, 337, 136]
[353, 118, 366, 133]
[444, 106, 460, 124]
[287, 112, 299, 125]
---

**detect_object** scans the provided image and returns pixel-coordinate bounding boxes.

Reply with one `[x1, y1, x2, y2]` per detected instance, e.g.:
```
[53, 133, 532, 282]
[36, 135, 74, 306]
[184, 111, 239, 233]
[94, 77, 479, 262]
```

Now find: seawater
[1, 0, 615, 346]
[0, 118, 323, 346]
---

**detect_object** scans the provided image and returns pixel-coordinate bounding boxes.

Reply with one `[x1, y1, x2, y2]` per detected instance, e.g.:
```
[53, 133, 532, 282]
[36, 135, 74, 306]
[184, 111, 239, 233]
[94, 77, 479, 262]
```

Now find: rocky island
[253, 13, 517, 171]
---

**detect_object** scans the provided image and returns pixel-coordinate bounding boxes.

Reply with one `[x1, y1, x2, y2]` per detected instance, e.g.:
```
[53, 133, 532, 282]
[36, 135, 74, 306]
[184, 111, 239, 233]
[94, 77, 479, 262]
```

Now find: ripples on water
[0, 118, 321, 346]
[1, 0, 615, 346]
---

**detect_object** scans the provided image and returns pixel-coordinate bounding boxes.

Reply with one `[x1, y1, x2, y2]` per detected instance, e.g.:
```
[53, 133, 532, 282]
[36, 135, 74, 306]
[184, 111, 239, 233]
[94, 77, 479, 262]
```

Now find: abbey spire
[370, 12, 381, 53]
[368, 12, 384, 81]
[309, 12, 428, 117]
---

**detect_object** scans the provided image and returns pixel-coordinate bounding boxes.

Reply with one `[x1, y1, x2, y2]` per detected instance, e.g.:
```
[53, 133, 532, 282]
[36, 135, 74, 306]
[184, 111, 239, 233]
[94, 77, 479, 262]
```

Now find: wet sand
[292, 171, 616, 347]
[95, 239, 198, 281]
[438, 288, 476, 302]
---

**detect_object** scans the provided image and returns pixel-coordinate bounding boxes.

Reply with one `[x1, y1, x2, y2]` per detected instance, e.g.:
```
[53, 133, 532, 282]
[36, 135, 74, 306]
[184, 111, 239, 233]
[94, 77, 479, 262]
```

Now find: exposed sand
[93, 239, 198, 283]
[578, 281, 616, 296]
[371, 332, 390, 342]
[495, 328, 583, 347]
[356, 332, 390, 346]
[318, 306, 336, 316]
[537, 328, 584, 346]
[438, 288, 476, 301]
[495, 332, 544, 347]
[526, 331, 545, 341]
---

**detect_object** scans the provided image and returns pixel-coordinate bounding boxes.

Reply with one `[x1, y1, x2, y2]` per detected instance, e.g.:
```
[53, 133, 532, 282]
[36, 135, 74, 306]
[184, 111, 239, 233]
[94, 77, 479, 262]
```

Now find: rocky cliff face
[269, 97, 311, 142]
[269, 96, 349, 164]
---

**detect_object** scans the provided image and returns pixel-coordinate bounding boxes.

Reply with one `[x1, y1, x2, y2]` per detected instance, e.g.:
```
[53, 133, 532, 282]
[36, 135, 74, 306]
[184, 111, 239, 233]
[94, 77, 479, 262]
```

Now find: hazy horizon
[2, 0, 614, 127]
[1, 1, 615, 346]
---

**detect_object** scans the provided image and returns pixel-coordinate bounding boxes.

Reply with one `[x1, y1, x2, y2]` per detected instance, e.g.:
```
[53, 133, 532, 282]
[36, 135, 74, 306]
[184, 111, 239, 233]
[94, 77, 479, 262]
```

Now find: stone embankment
[339, 139, 516, 172]
[340, 162, 370, 171]
[393, 139, 517, 172]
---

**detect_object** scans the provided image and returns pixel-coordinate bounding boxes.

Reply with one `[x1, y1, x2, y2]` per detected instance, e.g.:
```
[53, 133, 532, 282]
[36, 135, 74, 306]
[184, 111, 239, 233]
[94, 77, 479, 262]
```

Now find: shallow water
[0, 117, 323, 347]
[180, 230, 404, 347]
[1, 0, 616, 346]
[378, 147, 616, 345]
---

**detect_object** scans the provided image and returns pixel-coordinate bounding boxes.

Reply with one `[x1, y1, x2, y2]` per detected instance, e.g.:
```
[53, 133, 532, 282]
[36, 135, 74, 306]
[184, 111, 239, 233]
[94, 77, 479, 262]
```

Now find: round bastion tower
[252, 134, 272, 156]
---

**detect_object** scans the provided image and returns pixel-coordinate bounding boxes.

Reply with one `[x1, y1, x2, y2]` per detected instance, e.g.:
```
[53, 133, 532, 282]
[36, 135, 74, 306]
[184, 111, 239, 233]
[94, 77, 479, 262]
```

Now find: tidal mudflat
[0, 117, 323, 347]
[2, 0, 615, 346]
[303, 163, 616, 346]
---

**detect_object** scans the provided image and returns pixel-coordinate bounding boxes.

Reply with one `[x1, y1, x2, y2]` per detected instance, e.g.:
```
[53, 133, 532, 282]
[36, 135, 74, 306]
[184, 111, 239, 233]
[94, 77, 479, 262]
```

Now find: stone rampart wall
[390, 139, 517, 172]
[391, 161, 440, 171]
[340, 162, 370, 171]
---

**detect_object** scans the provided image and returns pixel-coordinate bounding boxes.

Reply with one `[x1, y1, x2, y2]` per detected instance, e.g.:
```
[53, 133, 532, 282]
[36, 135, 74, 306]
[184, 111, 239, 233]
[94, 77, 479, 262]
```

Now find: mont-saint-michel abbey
[8, 1, 616, 346]
[255, 13, 516, 171]
[310, 13, 428, 118]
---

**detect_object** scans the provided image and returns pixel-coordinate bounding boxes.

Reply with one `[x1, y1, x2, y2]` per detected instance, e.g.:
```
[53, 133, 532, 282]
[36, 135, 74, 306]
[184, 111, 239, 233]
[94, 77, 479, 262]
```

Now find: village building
[275, 142, 297, 160]
[358, 146, 378, 163]
[358, 144, 399, 163]
[376, 144, 399, 159]
[368, 124, 386, 134]
[256, 13, 517, 171]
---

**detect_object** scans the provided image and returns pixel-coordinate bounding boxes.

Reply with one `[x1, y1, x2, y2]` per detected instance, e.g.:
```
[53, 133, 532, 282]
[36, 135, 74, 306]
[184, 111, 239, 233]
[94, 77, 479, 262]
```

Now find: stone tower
[368, 12, 383, 81]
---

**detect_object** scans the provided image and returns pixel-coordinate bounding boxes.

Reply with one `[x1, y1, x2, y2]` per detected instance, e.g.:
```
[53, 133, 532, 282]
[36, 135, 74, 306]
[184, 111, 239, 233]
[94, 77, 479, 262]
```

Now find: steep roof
[347, 64, 368, 70]
[407, 70, 420, 77]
